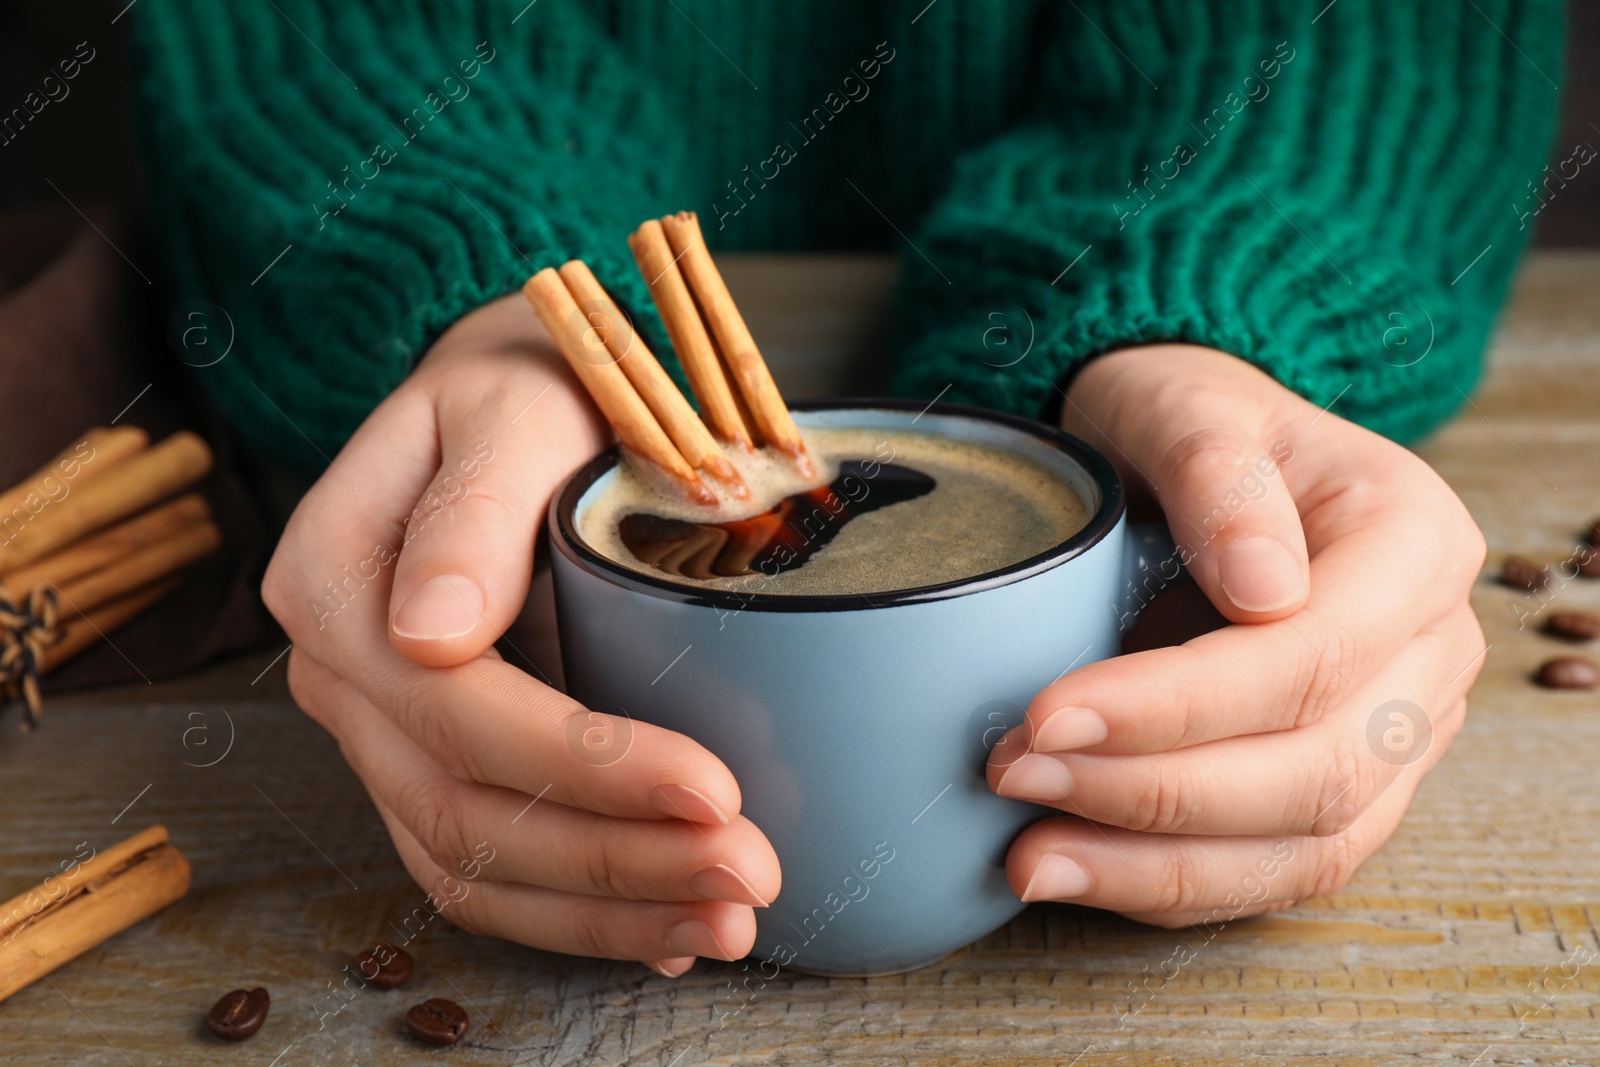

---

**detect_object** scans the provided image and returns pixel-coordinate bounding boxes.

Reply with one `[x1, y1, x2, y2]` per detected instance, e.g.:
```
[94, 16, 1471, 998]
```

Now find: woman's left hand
[987, 344, 1487, 927]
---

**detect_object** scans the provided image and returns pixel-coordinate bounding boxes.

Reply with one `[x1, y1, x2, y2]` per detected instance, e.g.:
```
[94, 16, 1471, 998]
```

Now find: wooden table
[2, 252, 1598, 1065]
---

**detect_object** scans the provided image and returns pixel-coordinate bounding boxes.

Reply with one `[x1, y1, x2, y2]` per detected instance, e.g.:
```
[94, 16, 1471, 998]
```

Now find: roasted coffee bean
[1578, 544, 1600, 579]
[1535, 656, 1599, 690]
[1588, 518, 1600, 547]
[406, 998, 469, 1046]
[1544, 611, 1600, 642]
[355, 943, 413, 990]
[207, 987, 269, 1041]
[1502, 555, 1551, 592]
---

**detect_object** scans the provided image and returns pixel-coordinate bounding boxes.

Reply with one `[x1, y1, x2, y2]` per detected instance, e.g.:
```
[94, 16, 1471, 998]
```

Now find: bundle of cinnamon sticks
[523, 211, 814, 505]
[0, 426, 219, 729]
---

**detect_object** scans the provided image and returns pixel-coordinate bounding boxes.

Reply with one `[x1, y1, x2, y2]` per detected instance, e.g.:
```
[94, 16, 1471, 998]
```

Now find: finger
[1117, 899, 1297, 929]
[643, 958, 697, 978]
[267, 373, 735, 823]
[995, 610, 1478, 836]
[261, 384, 440, 643]
[301, 652, 779, 903]
[1005, 706, 1452, 916]
[1017, 460, 1479, 757]
[1067, 347, 1308, 621]
[389, 327, 606, 667]
[374, 796, 757, 962]
[288, 644, 744, 825]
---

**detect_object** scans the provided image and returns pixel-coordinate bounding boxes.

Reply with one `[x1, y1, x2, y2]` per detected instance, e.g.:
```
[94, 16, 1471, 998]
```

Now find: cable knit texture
[131, 0, 1563, 473]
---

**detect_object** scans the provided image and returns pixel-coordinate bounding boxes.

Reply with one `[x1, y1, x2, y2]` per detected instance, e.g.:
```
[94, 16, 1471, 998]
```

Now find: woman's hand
[262, 293, 780, 976]
[988, 345, 1485, 927]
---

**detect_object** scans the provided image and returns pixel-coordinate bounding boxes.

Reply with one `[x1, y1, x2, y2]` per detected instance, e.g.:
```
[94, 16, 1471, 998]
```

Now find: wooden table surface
[2, 252, 1598, 1066]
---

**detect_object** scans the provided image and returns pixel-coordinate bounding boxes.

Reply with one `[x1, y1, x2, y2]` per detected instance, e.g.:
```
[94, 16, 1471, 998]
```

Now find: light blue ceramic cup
[548, 400, 1172, 976]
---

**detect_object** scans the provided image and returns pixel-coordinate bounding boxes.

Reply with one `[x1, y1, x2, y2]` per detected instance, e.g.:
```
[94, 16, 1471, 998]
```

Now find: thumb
[1068, 348, 1309, 623]
[387, 377, 601, 668]
[1151, 422, 1308, 621]
[387, 432, 521, 668]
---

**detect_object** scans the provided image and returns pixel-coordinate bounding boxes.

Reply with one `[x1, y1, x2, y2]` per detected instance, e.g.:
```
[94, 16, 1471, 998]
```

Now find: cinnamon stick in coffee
[557, 261, 749, 500]
[523, 269, 718, 506]
[0, 825, 190, 1004]
[0, 432, 212, 574]
[628, 220, 753, 450]
[658, 212, 812, 475]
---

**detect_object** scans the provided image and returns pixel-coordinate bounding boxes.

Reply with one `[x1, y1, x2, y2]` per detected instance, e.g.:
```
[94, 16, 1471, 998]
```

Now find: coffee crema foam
[578, 426, 1090, 595]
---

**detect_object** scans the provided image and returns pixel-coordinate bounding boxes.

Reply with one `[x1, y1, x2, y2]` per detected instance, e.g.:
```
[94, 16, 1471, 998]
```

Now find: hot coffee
[578, 426, 1090, 595]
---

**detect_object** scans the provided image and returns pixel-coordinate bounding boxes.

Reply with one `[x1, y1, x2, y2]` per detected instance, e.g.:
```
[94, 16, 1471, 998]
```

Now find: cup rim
[548, 398, 1126, 613]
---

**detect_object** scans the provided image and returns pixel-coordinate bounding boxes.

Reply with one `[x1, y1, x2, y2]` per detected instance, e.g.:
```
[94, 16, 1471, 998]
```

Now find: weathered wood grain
[0, 253, 1597, 1065]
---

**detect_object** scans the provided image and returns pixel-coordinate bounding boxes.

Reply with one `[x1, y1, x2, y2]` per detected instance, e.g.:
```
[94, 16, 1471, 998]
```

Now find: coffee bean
[406, 998, 469, 1046]
[1588, 518, 1600, 547]
[1502, 555, 1551, 592]
[1544, 611, 1600, 642]
[207, 988, 269, 1041]
[1535, 656, 1599, 689]
[1578, 544, 1600, 579]
[355, 943, 413, 990]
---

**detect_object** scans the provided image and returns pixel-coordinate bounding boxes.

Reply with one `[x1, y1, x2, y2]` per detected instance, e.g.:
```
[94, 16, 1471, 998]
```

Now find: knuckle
[391, 682, 472, 778]
[284, 650, 313, 710]
[1459, 516, 1488, 575]
[1288, 616, 1361, 730]
[579, 832, 636, 899]
[565, 901, 616, 959]
[408, 472, 517, 546]
[1126, 761, 1193, 834]
[260, 557, 297, 633]
[441, 892, 487, 937]
[1308, 736, 1377, 836]
[1153, 845, 1209, 913]
[401, 776, 472, 871]
[1434, 699, 1470, 749]
[1158, 426, 1259, 494]
[1305, 828, 1366, 900]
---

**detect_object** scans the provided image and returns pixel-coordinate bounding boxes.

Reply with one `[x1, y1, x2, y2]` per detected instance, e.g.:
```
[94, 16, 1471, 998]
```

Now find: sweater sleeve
[890, 0, 1565, 444]
[131, 2, 693, 473]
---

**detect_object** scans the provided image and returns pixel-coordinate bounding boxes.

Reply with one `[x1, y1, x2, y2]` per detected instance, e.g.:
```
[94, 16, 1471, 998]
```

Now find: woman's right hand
[262, 293, 780, 978]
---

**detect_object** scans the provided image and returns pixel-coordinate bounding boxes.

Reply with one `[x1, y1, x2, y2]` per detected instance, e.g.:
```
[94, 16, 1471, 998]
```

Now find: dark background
[3, 0, 1597, 243]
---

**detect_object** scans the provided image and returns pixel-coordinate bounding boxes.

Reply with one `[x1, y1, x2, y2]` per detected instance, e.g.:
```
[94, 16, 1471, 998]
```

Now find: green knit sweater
[131, 1, 1563, 474]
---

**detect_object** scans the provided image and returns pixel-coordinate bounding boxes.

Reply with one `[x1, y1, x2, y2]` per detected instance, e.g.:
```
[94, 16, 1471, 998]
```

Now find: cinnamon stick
[0, 426, 149, 532]
[658, 211, 812, 474]
[0, 495, 210, 597]
[628, 220, 753, 450]
[0, 432, 212, 575]
[39, 579, 181, 676]
[523, 269, 717, 506]
[0, 825, 190, 1004]
[556, 261, 749, 500]
[53, 518, 220, 621]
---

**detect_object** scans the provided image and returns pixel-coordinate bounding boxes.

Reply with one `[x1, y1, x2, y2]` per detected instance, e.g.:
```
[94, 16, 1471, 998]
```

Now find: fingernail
[1033, 707, 1108, 752]
[668, 919, 736, 960]
[1217, 536, 1307, 613]
[995, 753, 1073, 803]
[644, 957, 696, 978]
[1020, 854, 1093, 902]
[650, 784, 730, 825]
[688, 864, 769, 907]
[392, 574, 485, 640]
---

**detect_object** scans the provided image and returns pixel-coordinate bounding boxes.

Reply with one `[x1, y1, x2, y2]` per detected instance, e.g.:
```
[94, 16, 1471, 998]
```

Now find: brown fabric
[0, 201, 278, 701]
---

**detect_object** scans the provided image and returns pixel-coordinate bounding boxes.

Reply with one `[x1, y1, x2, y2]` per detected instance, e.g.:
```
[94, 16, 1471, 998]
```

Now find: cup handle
[1116, 521, 1185, 632]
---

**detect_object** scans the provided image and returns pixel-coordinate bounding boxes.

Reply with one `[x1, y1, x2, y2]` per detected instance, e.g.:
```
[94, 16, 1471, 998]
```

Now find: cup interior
[551, 399, 1126, 611]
